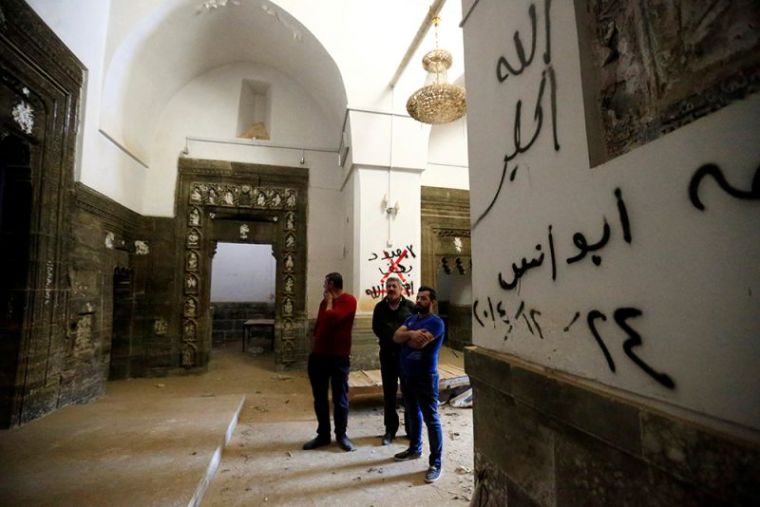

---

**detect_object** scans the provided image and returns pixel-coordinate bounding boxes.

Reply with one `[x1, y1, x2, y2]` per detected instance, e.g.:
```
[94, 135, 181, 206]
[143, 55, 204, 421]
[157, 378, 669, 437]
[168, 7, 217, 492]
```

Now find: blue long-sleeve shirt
[399, 313, 445, 376]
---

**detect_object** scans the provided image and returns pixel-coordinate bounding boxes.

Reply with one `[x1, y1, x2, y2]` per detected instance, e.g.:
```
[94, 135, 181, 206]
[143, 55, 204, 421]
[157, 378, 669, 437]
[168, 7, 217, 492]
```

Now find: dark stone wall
[445, 304, 472, 351]
[466, 347, 760, 506]
[211, 302, 274, 345]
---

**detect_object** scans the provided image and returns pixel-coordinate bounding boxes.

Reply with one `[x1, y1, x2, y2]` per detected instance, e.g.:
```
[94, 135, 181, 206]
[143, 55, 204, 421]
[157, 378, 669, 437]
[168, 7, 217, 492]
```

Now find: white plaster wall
[463, 0, 760, 431]
[355, 167, 422, 314]
[26, 0, 146, 212]
[210, 243, 275, 302]
[423, 115, 469, 190]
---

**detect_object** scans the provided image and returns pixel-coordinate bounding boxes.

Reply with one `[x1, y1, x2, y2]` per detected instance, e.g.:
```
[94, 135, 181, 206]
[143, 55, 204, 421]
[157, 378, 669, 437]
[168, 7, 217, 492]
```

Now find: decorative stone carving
[285, 212, 295, 231]
[187, 228, 201, 248]
[11, 101, 34, 134]
[184, 297, 197, 317]
[189, 207, 201, 226]
[134, 240, 149, 255]
[181, 342, 197, 367]
[183, 319, 196, 339]
[284, 275, 294, 294]
[283, 254, 294, 272]
[255, 189, 266, 207]
[222, 187, 235, 206]
[284, 232, 295, 249]
[185, 273, 199, 294]
[282, 297, 293, 316]
[239, 185, 252, 206]
[186, 251, 199, 271]
[105, 231, 115, 249]
[182, 178, 305, 367]
[285, 189, 297, 208]
[154, 318, 168, 336]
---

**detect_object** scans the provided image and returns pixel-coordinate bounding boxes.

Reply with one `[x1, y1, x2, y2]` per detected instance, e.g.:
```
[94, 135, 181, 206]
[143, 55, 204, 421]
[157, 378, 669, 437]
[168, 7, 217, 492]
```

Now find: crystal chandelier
[406, 16, 466, 125]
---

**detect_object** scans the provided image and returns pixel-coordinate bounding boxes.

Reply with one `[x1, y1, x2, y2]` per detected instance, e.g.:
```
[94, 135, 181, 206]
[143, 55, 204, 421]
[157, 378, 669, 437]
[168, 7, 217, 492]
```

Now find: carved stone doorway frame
[176, 159, 308, 370]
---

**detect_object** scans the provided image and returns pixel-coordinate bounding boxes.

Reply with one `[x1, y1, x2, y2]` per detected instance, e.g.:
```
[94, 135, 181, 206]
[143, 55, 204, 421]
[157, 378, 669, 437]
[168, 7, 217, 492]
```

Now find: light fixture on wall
[406, 16, 466, 124]
[381, 194, 400, 217]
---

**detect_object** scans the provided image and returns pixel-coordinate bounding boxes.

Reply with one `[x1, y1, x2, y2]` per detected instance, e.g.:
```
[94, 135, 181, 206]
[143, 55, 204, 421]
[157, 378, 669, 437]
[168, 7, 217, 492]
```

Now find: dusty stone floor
[0, 342, 473, 506]
[204, 344, 475, 506]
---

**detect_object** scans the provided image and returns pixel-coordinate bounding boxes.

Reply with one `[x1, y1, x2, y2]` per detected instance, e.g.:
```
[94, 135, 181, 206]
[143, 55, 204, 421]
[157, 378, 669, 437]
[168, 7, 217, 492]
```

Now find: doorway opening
[436, 256, 473, 350]
[0, 134, 33, 427]
[210, 243, 276, 356]
[110, 267, 135, 380]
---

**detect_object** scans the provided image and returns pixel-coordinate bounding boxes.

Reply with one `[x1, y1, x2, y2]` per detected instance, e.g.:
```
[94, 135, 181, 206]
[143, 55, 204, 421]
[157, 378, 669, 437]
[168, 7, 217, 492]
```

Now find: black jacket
[372, 296, 415, 351]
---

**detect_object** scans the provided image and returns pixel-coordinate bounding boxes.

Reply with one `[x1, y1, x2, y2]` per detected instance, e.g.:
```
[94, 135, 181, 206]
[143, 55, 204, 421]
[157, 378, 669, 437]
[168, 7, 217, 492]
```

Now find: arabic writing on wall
[364, 244, 417, 299]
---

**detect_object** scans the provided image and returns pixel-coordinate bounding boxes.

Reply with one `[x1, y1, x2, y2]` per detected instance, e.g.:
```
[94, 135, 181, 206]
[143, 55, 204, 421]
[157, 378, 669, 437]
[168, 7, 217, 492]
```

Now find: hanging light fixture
[406, 16, 466, 125]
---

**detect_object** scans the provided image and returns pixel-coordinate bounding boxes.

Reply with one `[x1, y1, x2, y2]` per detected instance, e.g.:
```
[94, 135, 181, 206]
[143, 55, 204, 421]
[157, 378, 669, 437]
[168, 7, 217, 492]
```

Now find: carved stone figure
[181, 344, 195, 367]
[190, 186, 202, 203]
[134, 240, 149, 255]
[189, 207, 201, 226]
[286, 189, 297, 208]
[223, 188, 234, 205]
[183, 319, 196, 339]
[240, 224, 249, 239]
[185, 273, 198, 293]
[284, 275, 294, 294]
[105, 231, 115, 249]
[187, 251, 199, 271]
[284, 254, 294, 271]
[271, 191, 282, 207]
[187, 229, 200, 247]
[256, 190, 266, 207]
[207, 187, 217, 204]
[285, 212, 295, 230]
[282, 298, 293, 316]
[285, 233, 295, 249]
[154, 319, 168, 336]
[184, 298, 197, 317]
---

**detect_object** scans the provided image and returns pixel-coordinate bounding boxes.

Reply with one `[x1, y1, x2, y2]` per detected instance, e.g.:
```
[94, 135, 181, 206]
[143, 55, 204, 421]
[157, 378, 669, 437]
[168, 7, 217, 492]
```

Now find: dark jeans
[402, 373, 442, 468]
[308, 353, 350, 438]
[379, 348, 410, 436]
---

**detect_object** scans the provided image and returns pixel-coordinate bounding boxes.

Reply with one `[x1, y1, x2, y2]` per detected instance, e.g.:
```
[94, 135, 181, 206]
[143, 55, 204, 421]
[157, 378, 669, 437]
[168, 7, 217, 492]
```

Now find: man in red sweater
[303, 272, 358, 452]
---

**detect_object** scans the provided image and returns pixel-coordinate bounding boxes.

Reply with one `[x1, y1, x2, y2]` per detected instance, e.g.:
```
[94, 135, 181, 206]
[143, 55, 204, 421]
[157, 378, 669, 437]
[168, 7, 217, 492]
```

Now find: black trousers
[308, 353, 350, 438]
[379, 347, 409, 436]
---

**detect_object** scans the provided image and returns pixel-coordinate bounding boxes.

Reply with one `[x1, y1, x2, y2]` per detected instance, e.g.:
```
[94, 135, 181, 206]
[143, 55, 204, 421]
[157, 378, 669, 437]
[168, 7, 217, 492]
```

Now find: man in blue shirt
[391, 286, 446, 483]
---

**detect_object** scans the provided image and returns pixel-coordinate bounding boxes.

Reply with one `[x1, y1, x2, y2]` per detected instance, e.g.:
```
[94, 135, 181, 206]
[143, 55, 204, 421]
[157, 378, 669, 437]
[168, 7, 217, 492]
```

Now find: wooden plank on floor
[349, 365, 470, 399]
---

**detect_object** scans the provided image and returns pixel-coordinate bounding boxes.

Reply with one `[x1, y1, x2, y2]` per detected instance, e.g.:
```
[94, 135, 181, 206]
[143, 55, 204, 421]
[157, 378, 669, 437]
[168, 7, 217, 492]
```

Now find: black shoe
[337, 435, 356, 452]
[302, 436, 330, 450]
[393, 448, 422, 461]
[381, 433, 395, 446]
[425, 466, 442, 483]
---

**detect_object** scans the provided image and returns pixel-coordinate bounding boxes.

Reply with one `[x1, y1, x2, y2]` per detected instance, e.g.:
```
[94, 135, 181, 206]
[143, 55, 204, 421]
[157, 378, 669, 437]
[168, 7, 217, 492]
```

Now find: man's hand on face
[323, 290, 333, 303]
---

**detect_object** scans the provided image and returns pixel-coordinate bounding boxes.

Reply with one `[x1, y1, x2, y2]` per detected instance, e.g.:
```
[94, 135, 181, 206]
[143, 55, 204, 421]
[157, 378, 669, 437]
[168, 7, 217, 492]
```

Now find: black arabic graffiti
[365, 281, 415, 300]
[367, 244, 417, 262]
[474, 0, 559, 230]
[473, 297, 544, 341]
[688, 163, 760, 211]
[587, 307, 675, 389]
[498, 187, 632, 291]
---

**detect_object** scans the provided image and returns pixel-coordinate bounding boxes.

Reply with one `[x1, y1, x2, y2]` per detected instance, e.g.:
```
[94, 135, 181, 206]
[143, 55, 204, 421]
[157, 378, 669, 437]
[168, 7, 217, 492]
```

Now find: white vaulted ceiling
[101, 0, 348, 162]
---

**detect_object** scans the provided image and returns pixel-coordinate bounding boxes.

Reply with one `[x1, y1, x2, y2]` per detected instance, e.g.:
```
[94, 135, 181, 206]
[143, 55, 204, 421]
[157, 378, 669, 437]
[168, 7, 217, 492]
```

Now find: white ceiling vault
[99, 0, 464, 164]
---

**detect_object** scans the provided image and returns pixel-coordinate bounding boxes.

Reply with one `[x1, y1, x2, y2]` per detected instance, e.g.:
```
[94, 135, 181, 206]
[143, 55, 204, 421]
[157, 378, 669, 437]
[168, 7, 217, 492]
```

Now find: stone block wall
[466, 347, 760, 506]
[211, 302, 274, 346]
[445, 304, 472, 351]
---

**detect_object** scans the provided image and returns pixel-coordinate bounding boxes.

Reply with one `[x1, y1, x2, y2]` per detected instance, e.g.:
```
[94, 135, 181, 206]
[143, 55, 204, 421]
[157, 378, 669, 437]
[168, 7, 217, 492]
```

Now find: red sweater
[312, 292, 357, 357]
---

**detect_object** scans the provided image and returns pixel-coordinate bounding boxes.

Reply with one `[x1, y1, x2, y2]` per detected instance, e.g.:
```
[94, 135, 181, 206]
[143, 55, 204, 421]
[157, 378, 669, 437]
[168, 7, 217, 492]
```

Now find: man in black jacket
[372, 276, 415, 445]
